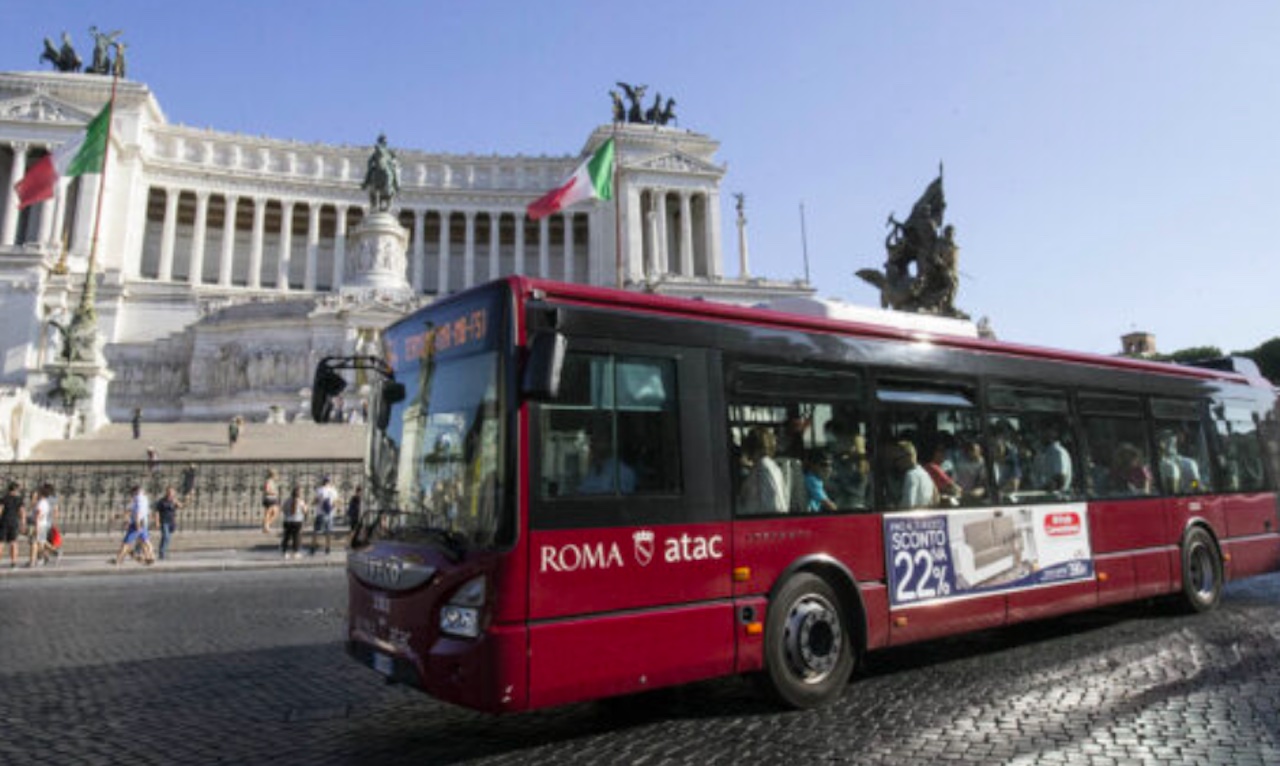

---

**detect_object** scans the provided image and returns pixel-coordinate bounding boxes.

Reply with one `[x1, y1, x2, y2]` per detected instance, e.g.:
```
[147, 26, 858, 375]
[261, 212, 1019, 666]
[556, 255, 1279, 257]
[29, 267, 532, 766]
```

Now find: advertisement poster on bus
[885, 504, 1093, 607]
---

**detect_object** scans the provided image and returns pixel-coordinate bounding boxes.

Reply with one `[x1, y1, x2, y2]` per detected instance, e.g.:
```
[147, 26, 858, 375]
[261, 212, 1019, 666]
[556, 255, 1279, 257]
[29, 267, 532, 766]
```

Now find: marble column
[514, 212, 526, 275]
[562, 212, 575, 282]
[332, 205, 348, 290]
[304, 203, 320, 291]
[71, 174, 98, 256]
[36, 149, 56, 245]
[437, 209, 451, 294]
[277, 200, 295, 291]
[189, 191, 210, 286]
[2, 142, 28, 246]
[158, 187, 180, 281]
[411, 208, 425, 292]
[50, 178, 70, 252]
[218, 194, 238, 286]
[463, 210, 476, 288]
[679, 192, 694, 277]
[655, 190, 669, 275]
[488, 212, 500, 281]
[538, 217, 550, 278]
[706, 190, 723, 277]
[248, 197, 267, 289]
[625, 184, 643, 283]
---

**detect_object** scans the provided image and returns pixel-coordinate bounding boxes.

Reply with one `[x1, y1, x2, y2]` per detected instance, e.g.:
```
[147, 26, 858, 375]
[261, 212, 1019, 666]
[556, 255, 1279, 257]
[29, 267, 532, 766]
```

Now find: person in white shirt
[895, 441, 939, 510]
[113, 485, 155, 566]
[310, 476, 339, 556]
[739, 427, 788, 514]
[27, 483, 57, 567]
[1030, 427, 1073, 493]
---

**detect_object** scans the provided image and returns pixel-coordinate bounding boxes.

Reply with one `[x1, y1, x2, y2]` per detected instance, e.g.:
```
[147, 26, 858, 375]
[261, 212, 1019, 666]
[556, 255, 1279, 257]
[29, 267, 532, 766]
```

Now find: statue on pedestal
[41, 32, 82, 72]
[857, 170, 968, 319]
[85, 27, 123, 76]
[361, 134, 401, 212]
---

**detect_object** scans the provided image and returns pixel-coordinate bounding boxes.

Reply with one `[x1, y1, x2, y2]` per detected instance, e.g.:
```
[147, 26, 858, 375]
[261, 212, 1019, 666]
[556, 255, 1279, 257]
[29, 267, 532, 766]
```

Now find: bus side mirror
[377, 380, 406, 430]
[522, 331, 566, 401]
[312, 364, 347, 423]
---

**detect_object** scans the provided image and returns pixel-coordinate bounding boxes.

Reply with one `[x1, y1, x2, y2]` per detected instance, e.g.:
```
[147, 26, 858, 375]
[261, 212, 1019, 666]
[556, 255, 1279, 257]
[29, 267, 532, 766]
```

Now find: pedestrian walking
[260, 468, 280, 534]
[228, 416, 241, 451]
[26, 483, 56, 567]
[280, 486, 307, 560]
[155, 486, 181, 561]
[131, 407, 142, 439]
[346, 485, 362, 541]
[1, 481, 24, 569]
[180, 462, 198, 504]
[146, 446, 160, 474]
[114, 484, 155, 566]
[310, 476, 338, 555]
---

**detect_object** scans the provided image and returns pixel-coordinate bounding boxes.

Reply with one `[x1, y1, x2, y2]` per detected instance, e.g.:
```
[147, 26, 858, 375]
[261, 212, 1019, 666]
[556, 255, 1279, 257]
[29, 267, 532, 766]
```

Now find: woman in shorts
[261, 468, 280, 534]
[27, 483, 56, 567]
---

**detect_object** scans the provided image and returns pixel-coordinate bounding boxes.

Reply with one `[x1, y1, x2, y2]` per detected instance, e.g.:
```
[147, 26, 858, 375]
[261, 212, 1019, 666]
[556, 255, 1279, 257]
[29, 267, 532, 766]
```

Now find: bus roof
[502, 277, 1259, 388]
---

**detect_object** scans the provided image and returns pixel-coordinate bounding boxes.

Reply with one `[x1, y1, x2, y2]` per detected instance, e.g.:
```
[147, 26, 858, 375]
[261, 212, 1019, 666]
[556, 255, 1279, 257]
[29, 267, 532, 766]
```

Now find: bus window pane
[1214, 413, 1267, 492]
[1082, 416, 1154, 498]
[878, 404, 983, 510]
[540, 353, 681, 499]
[1154, 420, 1213, 495]
[728, 363, 871, 515]
[987, 410, 1078, 505]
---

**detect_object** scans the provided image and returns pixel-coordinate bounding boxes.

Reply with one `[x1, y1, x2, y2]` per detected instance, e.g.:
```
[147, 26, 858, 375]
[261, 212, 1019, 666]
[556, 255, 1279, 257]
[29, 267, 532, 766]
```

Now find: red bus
[319, 276, 1280, 712]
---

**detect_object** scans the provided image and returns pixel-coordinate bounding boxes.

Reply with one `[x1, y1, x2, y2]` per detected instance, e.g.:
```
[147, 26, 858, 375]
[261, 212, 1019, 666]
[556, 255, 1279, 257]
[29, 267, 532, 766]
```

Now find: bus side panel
[1224, 492, 1279, 540]
[1089, 499, 1167, 554]
[1221, 534, 1280, 579]
[528, 603, 736, 709]
[731, 515, 885, 598]
[887, 594, 1005, 646]
[1133, 546, 1175, 598]
[1007, 581, 1097, 623]
[860, 581, 891, 651]
[1094, 551, 1137, 606]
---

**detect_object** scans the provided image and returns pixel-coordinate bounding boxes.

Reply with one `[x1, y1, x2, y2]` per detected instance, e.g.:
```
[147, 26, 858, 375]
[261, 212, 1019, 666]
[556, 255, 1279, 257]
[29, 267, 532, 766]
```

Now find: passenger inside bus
[1028, 425, 1073, 494]
[827, 433, 870, 509]
[952, 438, 987, 502]
[923, 441, 962, 506]
[739, 427, 788, 514]
[577, 426, 636, 495]
[803, 450, 838, 513]
[989, 422, 1023, 499]
[892, 440, 939, 509]
[1109, 442, 1153, 495]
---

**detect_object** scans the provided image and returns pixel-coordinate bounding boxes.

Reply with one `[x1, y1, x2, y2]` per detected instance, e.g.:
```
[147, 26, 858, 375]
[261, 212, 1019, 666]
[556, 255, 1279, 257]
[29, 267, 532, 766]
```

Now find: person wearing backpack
[310, 476, 338, 556]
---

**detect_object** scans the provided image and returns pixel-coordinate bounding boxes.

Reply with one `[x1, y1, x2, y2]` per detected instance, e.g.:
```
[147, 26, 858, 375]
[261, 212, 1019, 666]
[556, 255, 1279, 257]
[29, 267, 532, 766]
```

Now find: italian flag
[14, 101, 112, 210]
[526, 137, 615, 221]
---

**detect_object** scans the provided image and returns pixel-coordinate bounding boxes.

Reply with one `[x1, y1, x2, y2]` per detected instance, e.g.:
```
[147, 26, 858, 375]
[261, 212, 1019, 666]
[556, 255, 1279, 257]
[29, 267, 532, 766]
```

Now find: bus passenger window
[1212, 402, 1268, 492]
[727, 363, 871, 515]
[539, 353, 681, 498]
[985, 386, 1078, 504]
[1080, 394, 1153, 499]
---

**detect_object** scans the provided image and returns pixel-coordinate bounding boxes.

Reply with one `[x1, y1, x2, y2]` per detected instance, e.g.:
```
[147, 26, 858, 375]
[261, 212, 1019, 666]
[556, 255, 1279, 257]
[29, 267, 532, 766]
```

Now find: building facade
[0, 70, 809, 423]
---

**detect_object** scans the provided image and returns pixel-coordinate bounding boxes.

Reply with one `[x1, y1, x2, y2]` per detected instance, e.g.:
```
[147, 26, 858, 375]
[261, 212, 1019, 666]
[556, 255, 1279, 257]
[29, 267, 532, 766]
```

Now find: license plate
[372, 652, 393, 676]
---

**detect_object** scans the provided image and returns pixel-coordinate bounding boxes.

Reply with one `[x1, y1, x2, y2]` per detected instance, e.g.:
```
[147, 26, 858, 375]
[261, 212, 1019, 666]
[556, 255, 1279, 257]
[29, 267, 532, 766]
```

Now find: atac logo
[633, 530, 655, 566]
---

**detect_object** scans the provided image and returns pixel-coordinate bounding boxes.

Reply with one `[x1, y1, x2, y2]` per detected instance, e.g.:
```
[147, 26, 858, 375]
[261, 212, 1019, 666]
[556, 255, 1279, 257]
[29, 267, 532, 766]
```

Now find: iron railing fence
[0, 459, 363, 534]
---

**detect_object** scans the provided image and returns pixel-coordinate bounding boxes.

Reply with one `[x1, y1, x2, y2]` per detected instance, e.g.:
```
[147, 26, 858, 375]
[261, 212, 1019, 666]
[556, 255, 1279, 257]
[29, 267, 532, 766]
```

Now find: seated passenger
[923, 443, 962, 504]
[990, 428, 1022, 498]
[1156, 430, 1183, 495]
[1029, 426, 1073, 493]
[803, 450, 838, 513]
[1109, 442, 1152, 495]
[893, 441, 939, 509]
[577, 427, 636, 494]
[952, 439, 987, 501]
[828, 434, 871, 509]
[739, 427, 788, 514]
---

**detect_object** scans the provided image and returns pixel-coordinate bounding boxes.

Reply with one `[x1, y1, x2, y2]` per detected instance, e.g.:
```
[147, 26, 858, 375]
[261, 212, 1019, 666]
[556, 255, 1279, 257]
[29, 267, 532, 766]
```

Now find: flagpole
[612, 122, 623, 289]
[80, 67, 119, 323]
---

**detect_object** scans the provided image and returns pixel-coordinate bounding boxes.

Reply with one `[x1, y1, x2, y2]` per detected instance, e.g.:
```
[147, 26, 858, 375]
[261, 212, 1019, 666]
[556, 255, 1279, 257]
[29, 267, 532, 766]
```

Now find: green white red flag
[527, 137, 615, 221]
[14, 101, 112, 209]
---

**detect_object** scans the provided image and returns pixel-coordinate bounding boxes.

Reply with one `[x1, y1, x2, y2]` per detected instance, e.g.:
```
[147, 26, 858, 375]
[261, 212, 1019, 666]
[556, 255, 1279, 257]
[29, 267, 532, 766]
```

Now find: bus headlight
[440, 576, 486, 638]
[440, 605, 480, 638]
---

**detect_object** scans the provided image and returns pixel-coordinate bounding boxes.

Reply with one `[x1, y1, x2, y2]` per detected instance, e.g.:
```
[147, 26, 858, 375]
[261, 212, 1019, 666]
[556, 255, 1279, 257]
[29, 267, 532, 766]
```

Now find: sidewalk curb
[0, 552, 349, 579]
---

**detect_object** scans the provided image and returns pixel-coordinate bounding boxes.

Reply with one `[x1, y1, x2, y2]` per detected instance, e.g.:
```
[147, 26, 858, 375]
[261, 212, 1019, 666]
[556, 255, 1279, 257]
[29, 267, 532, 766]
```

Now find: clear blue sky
[7, 1, 1278, 355]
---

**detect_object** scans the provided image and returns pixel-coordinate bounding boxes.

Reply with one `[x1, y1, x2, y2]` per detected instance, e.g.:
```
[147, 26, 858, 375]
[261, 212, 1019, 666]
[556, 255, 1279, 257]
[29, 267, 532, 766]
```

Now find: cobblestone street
[1, 569, 1278, 765]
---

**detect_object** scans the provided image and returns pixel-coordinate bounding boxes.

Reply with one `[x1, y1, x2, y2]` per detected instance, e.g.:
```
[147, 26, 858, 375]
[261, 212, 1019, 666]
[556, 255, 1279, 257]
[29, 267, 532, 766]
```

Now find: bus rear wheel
[1179, 527, 1223, 613]
[760, 573, 854, 709]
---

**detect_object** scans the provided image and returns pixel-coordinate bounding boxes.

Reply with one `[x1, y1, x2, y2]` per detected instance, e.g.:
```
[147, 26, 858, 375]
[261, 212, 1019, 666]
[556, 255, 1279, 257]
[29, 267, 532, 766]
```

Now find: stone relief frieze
[0, 93, 90, 123]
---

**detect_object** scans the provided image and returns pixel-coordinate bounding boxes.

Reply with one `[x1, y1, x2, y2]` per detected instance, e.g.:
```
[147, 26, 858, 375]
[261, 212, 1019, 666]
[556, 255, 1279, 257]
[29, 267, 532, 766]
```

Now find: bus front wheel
[1180, 527, 1223, 613]
[760, 573, 854, 709]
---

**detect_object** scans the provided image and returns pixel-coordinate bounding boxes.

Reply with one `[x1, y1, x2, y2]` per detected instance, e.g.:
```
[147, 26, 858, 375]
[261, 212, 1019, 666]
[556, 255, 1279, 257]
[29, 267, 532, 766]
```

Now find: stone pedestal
[344, 211, 411, 300]
[43, 360, 114, 433]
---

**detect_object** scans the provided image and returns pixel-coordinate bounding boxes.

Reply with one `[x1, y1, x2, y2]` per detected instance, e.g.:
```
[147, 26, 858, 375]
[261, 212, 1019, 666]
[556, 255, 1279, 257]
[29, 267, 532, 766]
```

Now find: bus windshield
[363, 348, 505, 555]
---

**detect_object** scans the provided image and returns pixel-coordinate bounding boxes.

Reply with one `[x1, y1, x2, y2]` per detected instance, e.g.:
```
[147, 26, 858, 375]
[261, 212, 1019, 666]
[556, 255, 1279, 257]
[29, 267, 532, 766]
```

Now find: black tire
[1179, 527, 1223, 613]
[759, 572, 855, 709]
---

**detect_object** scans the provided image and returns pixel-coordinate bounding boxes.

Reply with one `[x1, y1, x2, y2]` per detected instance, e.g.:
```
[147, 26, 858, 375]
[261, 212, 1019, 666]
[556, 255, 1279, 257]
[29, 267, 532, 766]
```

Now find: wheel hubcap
[783, 594, 842, 684]
[1188, 543, 1216, 600]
